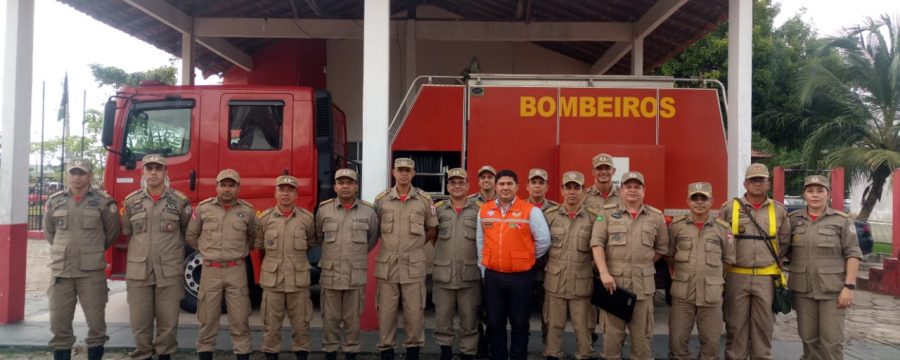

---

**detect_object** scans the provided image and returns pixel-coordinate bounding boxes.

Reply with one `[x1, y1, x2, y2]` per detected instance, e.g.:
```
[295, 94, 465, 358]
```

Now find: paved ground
[4, 239, 900, 359]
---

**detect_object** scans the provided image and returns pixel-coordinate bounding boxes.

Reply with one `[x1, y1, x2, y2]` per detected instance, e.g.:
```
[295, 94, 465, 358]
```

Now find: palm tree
[796, 14, 900, 222]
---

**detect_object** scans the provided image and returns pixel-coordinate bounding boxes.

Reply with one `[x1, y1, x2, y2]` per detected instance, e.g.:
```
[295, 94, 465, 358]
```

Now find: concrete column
[631, 36, 643, 75]
[831, 167, 845, 212]
[726, 0, 752, 198]
[181, 30, 195, 85]
[0, 0, 35, 324]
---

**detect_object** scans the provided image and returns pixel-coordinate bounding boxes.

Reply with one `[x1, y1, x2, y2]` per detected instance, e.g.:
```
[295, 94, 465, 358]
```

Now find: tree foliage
[88, 63, 177, 88]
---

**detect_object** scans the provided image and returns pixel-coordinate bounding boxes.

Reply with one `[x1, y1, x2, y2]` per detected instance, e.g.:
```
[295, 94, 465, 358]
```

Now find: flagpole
[39, 81, 46, 229]
[81, 89, 86, 157]
[59, 73, 68, 183]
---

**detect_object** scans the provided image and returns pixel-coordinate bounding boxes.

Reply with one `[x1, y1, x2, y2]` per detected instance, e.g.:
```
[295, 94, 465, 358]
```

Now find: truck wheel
[180, 251, 204, 313]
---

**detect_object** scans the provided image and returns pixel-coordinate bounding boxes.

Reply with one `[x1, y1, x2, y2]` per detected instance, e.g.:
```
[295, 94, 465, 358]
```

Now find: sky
[1, 0, 897, 145]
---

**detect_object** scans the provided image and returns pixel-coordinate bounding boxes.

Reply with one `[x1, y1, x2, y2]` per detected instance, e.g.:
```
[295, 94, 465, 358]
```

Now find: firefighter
[666, 182, 735, 360]
[717, 163, 791, 360]
[121, 154, 191, 360]
[477, 169, 551, 360]
[788, 175, 862, 360]
[591, 171, 668, 360]
[316, 168, 379, 360]
[467, 165, 497, 206]
[432, 168, 482, 360]
[374, 158, 438, 360]
[255, 175, 318, 360]
[45, 159, 121, 360]
[542, 171, 600, 360]
[186, 169, 257, 360]
[526, 168, 559, 211]
[583, 153, 621, 211]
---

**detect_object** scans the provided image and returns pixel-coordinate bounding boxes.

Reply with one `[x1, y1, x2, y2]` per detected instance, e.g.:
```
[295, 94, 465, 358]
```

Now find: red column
[0, 224, 27, 323]
[832, 167, 845, 212]
[772, 166, 785, 203]
[893, 169, 900, 258]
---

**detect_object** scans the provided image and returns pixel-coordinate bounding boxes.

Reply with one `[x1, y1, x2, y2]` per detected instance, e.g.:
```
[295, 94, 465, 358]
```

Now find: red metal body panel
[392, 86, 466, 152]
[223, 39, 327, 89]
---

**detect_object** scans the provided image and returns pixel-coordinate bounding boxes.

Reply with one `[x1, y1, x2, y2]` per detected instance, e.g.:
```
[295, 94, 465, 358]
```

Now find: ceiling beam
[193, 18, 632, 42]
[123, 0, 253, 71]
[590, 0, 688, 74]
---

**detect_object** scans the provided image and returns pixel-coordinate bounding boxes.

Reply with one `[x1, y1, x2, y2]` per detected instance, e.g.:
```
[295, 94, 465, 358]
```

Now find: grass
[872, 242, 893, 255]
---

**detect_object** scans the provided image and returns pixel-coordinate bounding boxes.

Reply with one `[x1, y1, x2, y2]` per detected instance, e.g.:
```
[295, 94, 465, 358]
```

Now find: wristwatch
[843, 283, 856, 290]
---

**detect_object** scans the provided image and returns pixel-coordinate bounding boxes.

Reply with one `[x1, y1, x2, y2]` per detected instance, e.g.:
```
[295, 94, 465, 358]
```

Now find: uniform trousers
[49, 272, 109, 349]
[321, 288, 364, 353]
[724, 272, 775, 360]
[668, 298, 724, 360]
[795, 296, 846, 360]
[195, 265, 251, 354]
[126, 280, 184, 358]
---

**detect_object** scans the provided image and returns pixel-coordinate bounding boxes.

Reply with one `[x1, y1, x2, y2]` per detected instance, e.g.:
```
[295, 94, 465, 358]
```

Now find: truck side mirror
[102, 100, 116, 147]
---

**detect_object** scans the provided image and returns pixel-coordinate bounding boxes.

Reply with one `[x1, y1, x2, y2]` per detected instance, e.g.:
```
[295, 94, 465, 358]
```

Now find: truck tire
[180, 251, 204, 313]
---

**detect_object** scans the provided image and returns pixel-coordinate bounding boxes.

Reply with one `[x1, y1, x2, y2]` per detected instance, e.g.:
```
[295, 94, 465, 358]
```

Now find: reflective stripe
[730, 199, 786, 285]
[481, 217, 530, 224]
[728, 264, 780, 275]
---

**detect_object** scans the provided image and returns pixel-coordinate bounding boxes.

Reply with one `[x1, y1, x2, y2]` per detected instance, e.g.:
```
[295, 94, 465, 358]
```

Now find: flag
[57, 73, 68, 122]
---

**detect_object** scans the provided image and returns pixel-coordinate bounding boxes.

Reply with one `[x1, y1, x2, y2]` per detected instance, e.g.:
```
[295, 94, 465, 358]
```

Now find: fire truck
[101, 74, 727, 311]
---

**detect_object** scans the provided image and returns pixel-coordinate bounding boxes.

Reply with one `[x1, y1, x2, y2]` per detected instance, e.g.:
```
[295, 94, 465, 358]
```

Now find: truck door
[217, 94, 294, 208]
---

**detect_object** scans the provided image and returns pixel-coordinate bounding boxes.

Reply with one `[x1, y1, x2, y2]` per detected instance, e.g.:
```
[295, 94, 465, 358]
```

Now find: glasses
[689, 195, 710, 202]
[747, 178, 769, 184]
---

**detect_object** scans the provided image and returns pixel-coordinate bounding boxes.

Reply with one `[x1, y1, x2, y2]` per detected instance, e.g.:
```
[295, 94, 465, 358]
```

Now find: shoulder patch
[646, 205, 662, 214]
[715, 218, 731, 229]
[318, 198, 335, 207]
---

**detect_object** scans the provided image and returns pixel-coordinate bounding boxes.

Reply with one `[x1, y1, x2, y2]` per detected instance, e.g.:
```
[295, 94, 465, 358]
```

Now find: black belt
[734, 235, 776, 240]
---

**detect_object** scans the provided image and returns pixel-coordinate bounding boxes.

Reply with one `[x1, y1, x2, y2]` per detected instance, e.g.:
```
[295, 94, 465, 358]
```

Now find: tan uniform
[466, 192, 493, 207]
[583, 184, 621, 212]
[591, 203, 668, 360]
[44, 188, 121, 350]
[374, 186, 438, 350]
[717, 197, 791, 360]
[254, 206, 317, 353]
[315, 198, 379, 353]
[185, 198, 256, 354]
[788, 208, 861, 360]
[542, 205, 599, 359]
[432, 200, 482, 355]
[121, 188, 191, 358]
[667, 216, 735, 360]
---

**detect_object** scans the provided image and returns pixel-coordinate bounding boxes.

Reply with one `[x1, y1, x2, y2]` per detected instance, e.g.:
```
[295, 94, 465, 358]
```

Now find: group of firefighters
[43, 152, 861, 360]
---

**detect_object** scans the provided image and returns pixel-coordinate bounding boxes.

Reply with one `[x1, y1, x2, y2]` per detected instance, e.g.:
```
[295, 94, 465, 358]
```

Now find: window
[228, 100, 284, 150]
[123, 100, 193, 161]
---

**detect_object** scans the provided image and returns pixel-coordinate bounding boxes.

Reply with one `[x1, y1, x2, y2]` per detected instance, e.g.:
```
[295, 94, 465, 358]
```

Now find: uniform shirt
[44, 187, 121, 278]
[374, 186, 438, 284]
[475, 198, 551, 273]
[433, 200, 481, 289]
[583, 184, 621, 212]
[316, 198, 379, 290]
[185, 197, 257, 262]
[543, 204, 596, 299]
[255, 206, 317, 292]
[531, 199, 559, 212]
[466, 192, 494, 207]
[717, 196, 791, 268]
[667, 216, 735, 306]
[122, 187, 191, 286]
[787, 208, 862, 300]
[590, 204, 669, 300]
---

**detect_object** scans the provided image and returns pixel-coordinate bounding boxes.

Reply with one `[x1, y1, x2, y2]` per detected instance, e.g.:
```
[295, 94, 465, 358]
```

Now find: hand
[600, 272, 616, 294]
[837, 287, 854, 309]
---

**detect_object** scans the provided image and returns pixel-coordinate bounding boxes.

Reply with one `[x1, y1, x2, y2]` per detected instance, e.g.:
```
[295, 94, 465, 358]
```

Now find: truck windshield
[122, 99, 194, 161]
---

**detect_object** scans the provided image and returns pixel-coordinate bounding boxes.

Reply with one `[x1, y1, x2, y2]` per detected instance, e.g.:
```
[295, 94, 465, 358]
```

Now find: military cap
[620, 171, 645, 185]
[394, 158, 415, 169]
[592, 153, 614, 168]
[275, 175, 298, 188]
[216, 169, 240, 183]
[447, 168, 467, 180]
[335, 168, 358, 181]
[562, 171, 585, 186]
[745, 163, 770, 179]
[803, 175, 829, 190]
[142, 154, 166, 167]
[477, 165, 497, 176]
[528, 168, 549, 181]
[688, 182, 712, 197]
[68, 158, 93, 173]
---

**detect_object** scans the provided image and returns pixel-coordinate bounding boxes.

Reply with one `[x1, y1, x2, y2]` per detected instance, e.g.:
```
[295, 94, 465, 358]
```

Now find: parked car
[855, 220, 874, 255]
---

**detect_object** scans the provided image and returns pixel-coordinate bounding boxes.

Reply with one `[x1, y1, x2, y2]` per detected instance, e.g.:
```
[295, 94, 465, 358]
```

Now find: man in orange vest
[476, 169, 551, 360]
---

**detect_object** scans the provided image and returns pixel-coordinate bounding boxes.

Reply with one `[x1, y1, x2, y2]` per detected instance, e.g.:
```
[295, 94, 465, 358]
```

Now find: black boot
[344, 353, 357, 360]
[325, 352, 337, 360]
[440, 346, 453, 360]
[295, 351, 309, 360]
[406, 347, 420, 360]
[264, 352, 280, 360]
[460, 354, 475, 360]
[198, 352, 213, 360]
[380, 348, 394, 360]
[87, 346, 104, 360]
[158, 355, 172, 360]
[52, 350, 71, 360]
[546, 357, 560, 360]
[236, 354, 251, 360]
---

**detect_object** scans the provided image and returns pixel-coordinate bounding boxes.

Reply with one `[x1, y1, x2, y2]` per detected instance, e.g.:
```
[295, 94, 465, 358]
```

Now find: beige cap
[477, 165, 497, 176]
[275, 175, 298, 187]
[335, 168, 358, 181]
[68, 159, 93, 173]
[142, 154, 166, 167]
[687, 182, 712, 197]
[592, 153, 614, 168]
[394, 158, 415, 169]
[447, 167, 467, 180]
[562, 171, 585, 186]
[216, 169, 240, 183]
[803, 175, 830, 190]
[745, 163, 770, 179]
[528, 168, 549, 181]
[620, 171, 645, 185]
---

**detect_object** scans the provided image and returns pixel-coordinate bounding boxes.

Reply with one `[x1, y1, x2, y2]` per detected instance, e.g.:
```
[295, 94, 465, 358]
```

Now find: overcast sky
[1, 0, 897, 143]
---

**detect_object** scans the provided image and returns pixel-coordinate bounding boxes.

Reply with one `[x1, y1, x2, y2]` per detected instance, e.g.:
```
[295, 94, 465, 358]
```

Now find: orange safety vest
[480, 198, 536, 273]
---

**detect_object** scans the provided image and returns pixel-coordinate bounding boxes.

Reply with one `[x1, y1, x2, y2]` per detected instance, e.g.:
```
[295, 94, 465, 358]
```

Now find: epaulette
[259, 208, 276, 219]
[646, 205, 662, 214]
[125, 189, 143, 202]
[670, 215, 687, 225]
[237, 199, 254, 208]
[586, 206, 602, 216]
[544, 205, 560, 214]
[715, 218, 731, 229]
[788, 209, 805, 217]
[721, 199, 737, 209]
[416, 188, 432, 200]
[48, 190, 65, 200]
[358, 199, 375, 208]
[94, 188, 113, 199]
[466, 193, 478, 199]
[602, 203, 619, 210]
[375, 190, 390, 201]
[434, 200, 446, 208]
[170, 189, 189, 202]
[319, 198, 335, 207]
[296, 207, 314, 217]
[548, 200, 560, 207]
[834, 210, 849, 218]
[198, 198, 215, 206]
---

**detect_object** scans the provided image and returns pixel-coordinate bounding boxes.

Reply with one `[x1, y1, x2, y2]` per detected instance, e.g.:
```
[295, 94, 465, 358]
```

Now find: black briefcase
[591, 278, 637, 323]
